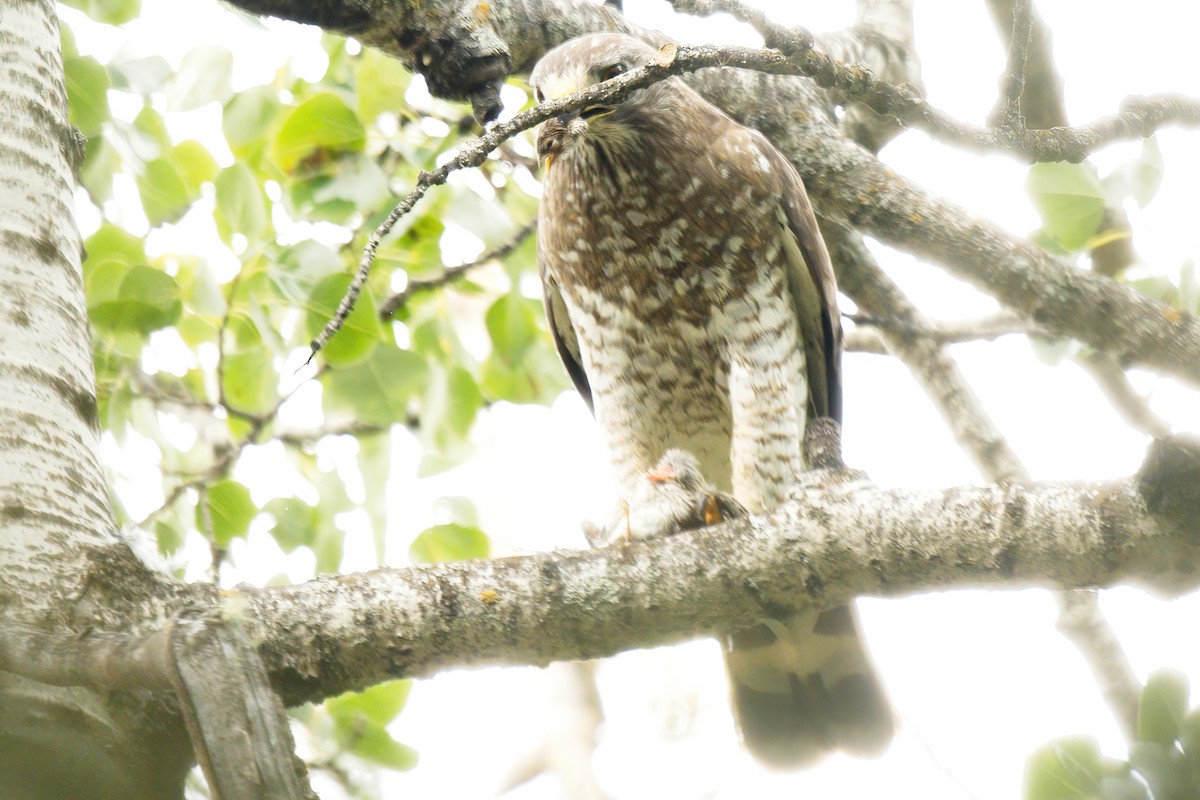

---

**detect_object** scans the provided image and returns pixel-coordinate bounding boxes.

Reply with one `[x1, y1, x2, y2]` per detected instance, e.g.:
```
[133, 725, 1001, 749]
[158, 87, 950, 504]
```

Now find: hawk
[531, 33, 892, 766]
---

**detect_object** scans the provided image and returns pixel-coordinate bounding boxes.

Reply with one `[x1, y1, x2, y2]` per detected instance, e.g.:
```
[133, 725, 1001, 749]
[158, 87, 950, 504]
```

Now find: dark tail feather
[724, 605, 893, 768]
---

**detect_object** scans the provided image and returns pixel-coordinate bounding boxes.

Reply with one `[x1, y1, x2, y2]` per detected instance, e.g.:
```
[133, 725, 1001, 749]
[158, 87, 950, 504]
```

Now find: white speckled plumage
[532, 33, 891, 767]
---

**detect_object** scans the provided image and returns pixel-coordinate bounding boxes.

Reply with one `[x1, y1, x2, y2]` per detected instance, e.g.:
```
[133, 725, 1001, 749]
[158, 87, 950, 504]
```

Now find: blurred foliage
[1024, 670, 1200, 800]
[1026, 138, 1163, 257]
[63, 1, 563, 791]
[1025, 138, 1182, 365]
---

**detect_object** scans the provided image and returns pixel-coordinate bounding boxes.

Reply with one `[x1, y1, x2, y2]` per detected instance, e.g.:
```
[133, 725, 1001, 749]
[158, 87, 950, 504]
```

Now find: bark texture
[237, 437, 1200, 707]
[0, 3, 194, 797]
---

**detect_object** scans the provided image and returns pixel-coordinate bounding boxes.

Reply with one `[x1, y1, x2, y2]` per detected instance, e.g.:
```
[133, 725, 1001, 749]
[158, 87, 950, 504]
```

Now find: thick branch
[240, 437, 1200, 707]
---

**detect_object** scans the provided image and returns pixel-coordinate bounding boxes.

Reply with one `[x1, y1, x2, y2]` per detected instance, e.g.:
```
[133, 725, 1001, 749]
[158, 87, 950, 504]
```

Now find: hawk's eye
[534, 87, 545, 103]
[599, 63, 626, 81]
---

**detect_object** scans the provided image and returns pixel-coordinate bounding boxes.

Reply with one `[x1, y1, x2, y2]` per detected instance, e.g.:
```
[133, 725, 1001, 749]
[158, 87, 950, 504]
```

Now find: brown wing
[539, 256, 593, 411]
[761, 139, 843, 422]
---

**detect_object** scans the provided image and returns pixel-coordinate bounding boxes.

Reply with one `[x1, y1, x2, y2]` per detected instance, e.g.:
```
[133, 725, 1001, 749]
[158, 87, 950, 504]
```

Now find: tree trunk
[0, 2, 193, 796]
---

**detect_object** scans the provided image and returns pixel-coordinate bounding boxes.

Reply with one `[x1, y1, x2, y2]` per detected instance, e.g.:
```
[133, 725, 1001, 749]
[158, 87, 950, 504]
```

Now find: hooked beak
[535, 78, 617, 170]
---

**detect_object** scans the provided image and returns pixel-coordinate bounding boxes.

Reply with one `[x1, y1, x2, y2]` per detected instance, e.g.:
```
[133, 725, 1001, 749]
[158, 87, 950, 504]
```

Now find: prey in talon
[582, 449, 745, 548]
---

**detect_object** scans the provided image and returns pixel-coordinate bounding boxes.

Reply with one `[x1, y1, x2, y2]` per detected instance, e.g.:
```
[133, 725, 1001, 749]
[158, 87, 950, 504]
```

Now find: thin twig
[275, 421, 391, 446]
[1078, 351, 1172, 438]
[846, 310, 1046, 354]
[989, 0, 1033, 129]
[378, 218, 536, 319]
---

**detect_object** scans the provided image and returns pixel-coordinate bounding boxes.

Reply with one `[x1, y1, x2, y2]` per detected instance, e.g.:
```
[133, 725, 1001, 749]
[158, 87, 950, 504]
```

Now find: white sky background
[64, 0, 1200, 798]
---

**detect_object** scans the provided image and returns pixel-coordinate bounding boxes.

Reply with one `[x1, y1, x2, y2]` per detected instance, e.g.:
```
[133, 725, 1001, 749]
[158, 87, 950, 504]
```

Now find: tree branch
[378, 218, 536, 319]
[844, 310, 1047, 354]
[239, 436, 1200, 707]
[988, 0, 1032, 129]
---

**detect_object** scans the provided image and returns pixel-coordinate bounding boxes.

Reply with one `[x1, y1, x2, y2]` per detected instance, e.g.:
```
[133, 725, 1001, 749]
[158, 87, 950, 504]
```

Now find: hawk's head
[529, 33, 666, 168]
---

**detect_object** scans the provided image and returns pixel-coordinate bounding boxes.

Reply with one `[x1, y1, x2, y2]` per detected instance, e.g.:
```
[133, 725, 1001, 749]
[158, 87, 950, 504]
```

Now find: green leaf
[263, 497, 321, 553]
[1103, 137, 1165, 210]
[327, 680, 412, 727]
[223, 86, 283, 159]
[272, 241, 344, 304]
[442, 367, 483, 438]
[355, 48, 413, 125]
[214, 163, 269, 242]
[108, 55, 172, 94]
[168, 46, 233, 111]
[80, 134, 122, 203]
[409, 523, 489, 564]
[305, 273, 384, 367]
[1179, 708, 1200, 768]
[134, 104, 170, 150]
[1138, 669, 1190, 746]
[89, 265, 182, 334]
[340, 722, 418, 771]
[310, 154, 390, 209]
[155, 519, 185, 556]
[85, 223, 146, 268]
[480, 299, 570, 406]
[64, 55, 111, 138]
[323, 345, 429, 426]
[1098, 776, 1152, 800]
[433, 496, 479, 527]
[446, 184, 514, 243]
[485, 291, 539, 362]
[170, 140, 219, 195]
[61, 0, 141, 25]
[419, 364, 483, 450]
[221, 350, 277, 415]
[137, 158, 192, 226]
[202, 480, 257, 547]
[358, 433, 391, 563]
[175, 258, 226, 318]
[270, 92, 365, 173]
[1179, 260, 1199, 317]
[1127, 742, 1187, 800]
[1027, 162, 1106, 252]
[1024, 737, 1105, 800]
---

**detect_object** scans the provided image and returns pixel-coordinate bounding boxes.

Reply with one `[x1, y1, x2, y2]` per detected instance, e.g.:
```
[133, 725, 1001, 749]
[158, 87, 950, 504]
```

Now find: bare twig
[1078, 351, 1172, 438]
[671, 0, 812, 55]
[378, 218, 536, 319]
[845, 310, 1046, 355]
[275, 421, 391, 447]
[1053, 592, 1141, 740]
[988, 0, 1032, 129]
